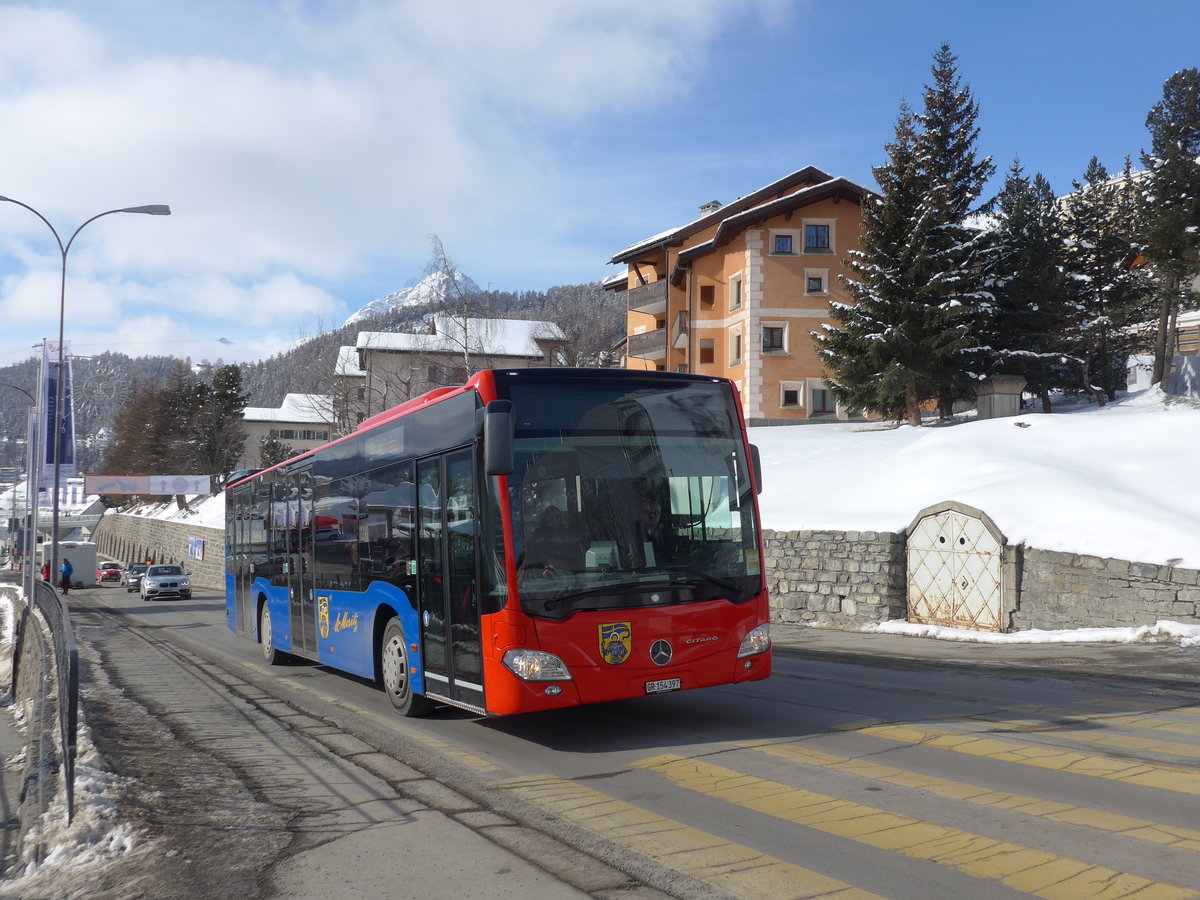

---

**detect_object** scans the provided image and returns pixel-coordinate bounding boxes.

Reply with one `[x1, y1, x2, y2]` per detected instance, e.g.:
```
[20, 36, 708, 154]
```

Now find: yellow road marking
[997, 705, 1200, 738]
[501, 774, 882, 899]
[1079, 699, 1200, 719]
[633, 755, 1196, 900]
[985, 717, 1200, 758]
[845, 722, 1200, 796]
[742, 741, 1200, 854]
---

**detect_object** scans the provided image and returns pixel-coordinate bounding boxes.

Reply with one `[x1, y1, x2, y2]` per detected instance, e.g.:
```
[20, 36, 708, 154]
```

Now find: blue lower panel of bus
[244, 578, 425, 697]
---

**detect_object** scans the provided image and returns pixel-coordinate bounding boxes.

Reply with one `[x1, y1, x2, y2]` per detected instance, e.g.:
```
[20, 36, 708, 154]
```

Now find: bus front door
[416, 448, 484, 712]
[287, 468, 317, 656]
[230, 485, 255, 636]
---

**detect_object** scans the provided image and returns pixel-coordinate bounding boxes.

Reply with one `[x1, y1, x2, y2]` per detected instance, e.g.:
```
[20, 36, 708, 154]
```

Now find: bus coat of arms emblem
[318, 595, 330, 640]
[599, 622, 631, 665]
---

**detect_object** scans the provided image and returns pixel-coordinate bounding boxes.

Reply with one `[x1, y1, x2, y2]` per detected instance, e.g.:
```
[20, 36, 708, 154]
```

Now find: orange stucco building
[610, 166, 875, 423]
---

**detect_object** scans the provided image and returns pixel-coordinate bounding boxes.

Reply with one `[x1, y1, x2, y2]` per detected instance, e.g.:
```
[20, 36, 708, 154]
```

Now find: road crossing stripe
[633, 754, 1197, 900]
[982, 717, 1200, 759]
[1079, 699, 1200, 718]
[841, 722, 1200, 796]
[1015, 705, 1200, 735]
[740, 740, 1200, 854]
[499, 774, 883, 900]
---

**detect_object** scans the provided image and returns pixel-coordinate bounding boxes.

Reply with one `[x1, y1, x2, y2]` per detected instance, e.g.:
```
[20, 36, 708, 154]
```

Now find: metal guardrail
[2, 573, 79, 845]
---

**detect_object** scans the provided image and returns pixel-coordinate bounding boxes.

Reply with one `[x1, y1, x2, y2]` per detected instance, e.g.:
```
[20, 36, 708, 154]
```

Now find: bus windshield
[495, 375, 761, 620]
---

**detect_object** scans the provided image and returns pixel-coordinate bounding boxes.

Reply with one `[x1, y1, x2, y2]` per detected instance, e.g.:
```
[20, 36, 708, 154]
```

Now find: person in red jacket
[41, 561, 50, 581]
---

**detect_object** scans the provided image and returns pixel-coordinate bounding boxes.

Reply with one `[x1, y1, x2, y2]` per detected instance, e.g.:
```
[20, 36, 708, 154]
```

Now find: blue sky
[0, 0, 1195, 365]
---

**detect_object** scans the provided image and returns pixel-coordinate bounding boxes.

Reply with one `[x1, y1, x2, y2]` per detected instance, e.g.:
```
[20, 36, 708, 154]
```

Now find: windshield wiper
[540, 569, 740, 611]
[665, 567, 741, 593]
[542, 582, 625, 611]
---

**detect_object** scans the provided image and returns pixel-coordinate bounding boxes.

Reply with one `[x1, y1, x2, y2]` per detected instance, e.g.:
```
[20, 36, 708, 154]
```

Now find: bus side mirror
[483, 400, 515, 476]
[750, 444, 763, 494]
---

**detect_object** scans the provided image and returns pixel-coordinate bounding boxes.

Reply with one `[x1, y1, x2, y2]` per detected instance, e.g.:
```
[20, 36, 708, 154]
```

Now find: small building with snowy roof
[240, 393, 335, 468]
[348, 316, 567, 422]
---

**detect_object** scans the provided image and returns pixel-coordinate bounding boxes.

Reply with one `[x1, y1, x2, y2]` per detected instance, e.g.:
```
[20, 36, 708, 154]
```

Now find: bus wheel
[381, 618, 433, 717]
[260, 603, 288, 665]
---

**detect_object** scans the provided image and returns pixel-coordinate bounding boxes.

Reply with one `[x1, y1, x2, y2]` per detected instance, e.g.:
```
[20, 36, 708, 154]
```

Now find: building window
[729, 275, 743, 311]
[763, 325, 785, 353]
[805, 224, 830, 251]
[811, 388, 835, 413]
[699, 339, 715, 365]
[770, 229, 802, 256]
[805, 269, 828, 295]
[780, 381, 803, 408]
[730, 331, 742, 366]
[700, 284, 715, 307]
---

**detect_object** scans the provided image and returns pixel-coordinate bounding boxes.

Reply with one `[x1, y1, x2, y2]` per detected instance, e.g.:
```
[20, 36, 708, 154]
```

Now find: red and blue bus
[225, 368, 771, 716]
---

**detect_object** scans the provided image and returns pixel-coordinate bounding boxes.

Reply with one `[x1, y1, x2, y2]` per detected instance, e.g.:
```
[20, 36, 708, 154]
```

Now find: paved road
[4, 586, 671, 900]
[7, 583, 1200, 899]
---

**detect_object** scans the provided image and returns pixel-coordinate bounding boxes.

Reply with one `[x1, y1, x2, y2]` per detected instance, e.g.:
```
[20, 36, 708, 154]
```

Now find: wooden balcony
[626, 280, 668, 315]
[627, 328, 667, 360]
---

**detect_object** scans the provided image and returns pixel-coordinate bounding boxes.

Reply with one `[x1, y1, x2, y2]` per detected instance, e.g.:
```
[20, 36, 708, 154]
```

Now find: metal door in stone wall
[907, 507, 1003, 631]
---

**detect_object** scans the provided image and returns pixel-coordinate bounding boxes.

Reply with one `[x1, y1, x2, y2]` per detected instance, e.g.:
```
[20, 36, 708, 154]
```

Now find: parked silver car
[140, 564, 192, 601]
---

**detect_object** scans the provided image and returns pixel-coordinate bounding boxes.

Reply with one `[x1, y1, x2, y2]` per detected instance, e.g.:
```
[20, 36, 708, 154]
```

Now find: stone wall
[764, 529, 907, 628]
[1012, 548, 1200, 630]
[91, 513, 225, 590]
[763, 526, 1200, 632]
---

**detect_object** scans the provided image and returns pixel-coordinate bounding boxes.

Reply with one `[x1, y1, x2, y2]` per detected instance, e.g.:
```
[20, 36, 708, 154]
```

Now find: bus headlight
[502, 649, 573, 682]
[737, 623, 771, 658]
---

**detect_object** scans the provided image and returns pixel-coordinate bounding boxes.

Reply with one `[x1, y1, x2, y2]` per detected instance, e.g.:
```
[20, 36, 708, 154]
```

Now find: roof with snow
[243, 393, 335, 424]
[335, 346, 366, 378]
[356, 316, 566, 359]
[609, 166, 875, 265]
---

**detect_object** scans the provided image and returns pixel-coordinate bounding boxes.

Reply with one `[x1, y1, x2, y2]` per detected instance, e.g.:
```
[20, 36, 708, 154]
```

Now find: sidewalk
[0, 697, 25, 881]
[768, 621, 1200, 685]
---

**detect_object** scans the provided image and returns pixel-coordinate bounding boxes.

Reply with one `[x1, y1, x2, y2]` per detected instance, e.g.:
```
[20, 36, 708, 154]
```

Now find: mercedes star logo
[650, 640, 673, 666]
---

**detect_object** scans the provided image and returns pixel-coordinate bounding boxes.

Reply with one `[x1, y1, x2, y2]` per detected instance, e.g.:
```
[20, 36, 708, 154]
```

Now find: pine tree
[1140, 68, 1200, 386]
[818, 100, 930, 420]
[977, 162, 1074, 411]
[913, 43, 996, 413]
[258, 432, 297, 468]
[1060, 157, 1156, 401]
[819, 45, 993, 425]
[190, 364, 249, 474]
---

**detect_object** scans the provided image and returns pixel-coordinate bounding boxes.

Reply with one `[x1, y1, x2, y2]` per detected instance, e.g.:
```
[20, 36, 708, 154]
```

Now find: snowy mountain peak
[344, 268, 482, 326]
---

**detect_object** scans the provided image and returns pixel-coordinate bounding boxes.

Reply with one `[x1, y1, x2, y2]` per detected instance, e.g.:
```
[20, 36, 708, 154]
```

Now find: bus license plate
[645, 677, 681, 694]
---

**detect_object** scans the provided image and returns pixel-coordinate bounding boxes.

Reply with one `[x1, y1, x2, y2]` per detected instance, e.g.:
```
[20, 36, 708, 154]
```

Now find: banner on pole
[84, 475, 214, 495]
[40, 340, 76, 485]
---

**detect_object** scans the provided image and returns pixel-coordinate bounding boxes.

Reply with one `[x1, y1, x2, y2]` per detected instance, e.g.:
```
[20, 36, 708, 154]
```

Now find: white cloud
[0, 1, 794, 363]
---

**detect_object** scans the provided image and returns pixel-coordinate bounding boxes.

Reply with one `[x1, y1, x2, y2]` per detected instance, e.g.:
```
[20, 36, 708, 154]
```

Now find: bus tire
[381, 618, 433, 717]
[260, 602, 289, 665]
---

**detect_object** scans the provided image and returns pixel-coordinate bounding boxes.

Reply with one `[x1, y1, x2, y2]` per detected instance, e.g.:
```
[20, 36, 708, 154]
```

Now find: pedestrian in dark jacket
[60, 558, 73, 595]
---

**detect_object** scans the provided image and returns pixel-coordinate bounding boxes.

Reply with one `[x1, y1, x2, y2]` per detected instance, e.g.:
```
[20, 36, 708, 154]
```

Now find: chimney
[699, 200, 722, 216]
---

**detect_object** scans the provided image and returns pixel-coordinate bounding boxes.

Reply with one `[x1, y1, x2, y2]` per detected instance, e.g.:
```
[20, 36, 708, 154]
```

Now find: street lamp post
[0, 197, 170, 589]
